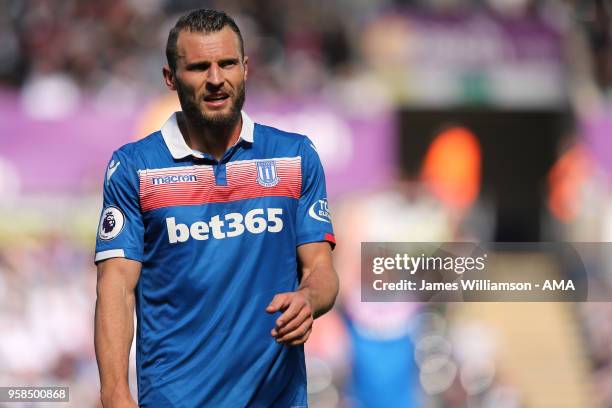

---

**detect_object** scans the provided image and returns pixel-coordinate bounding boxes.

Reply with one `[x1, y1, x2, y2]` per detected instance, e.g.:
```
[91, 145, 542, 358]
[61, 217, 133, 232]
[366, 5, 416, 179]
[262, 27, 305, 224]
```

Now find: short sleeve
[94, 149, 144, 263]
[296, 137, 336, 249]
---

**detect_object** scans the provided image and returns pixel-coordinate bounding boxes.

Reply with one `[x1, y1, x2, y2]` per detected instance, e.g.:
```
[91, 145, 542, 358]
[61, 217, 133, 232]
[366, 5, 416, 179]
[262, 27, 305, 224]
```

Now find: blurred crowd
[0, 238, 100, 406]
[0, 0, 356, 99]
[0, 0, 609, 102]
[1, 0, 612, 407]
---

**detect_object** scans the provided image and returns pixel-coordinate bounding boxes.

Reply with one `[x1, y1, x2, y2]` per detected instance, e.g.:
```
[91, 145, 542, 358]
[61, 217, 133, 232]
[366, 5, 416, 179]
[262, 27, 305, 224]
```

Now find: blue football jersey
[95, 112, 335, 408]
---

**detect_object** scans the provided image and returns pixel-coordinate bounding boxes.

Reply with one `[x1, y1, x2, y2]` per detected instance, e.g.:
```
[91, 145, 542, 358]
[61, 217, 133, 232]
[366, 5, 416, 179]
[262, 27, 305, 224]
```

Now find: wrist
[101, 383, 133, 407]
[297, 287, 315, 315]
[297, 286, 312, 301]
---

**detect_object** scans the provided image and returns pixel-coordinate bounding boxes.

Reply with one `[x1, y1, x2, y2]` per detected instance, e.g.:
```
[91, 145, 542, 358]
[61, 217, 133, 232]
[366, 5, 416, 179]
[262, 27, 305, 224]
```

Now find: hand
[266, 290, 314, 346]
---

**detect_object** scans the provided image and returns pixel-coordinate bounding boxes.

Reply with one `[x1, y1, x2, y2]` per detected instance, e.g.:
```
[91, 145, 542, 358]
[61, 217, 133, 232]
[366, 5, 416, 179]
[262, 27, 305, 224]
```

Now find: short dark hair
[166, 9, 244, 72]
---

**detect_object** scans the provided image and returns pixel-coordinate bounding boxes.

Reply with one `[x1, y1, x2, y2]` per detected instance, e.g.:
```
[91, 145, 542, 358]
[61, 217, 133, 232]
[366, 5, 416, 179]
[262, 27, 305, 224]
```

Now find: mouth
[203, 92, 230, 108]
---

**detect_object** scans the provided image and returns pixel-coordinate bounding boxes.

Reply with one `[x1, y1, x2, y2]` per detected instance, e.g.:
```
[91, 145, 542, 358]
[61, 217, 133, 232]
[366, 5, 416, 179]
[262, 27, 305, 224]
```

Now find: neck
[177, 112, 242, 160]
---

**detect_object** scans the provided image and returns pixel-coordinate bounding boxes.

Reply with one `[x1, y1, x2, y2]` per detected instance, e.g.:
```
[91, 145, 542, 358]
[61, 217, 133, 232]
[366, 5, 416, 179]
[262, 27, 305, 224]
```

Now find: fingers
[270, 292, 311, 333]
[267, 291, 315, 346]
[266, 293, 291, 313]
[274, 295, 307, 328]
[287, 327, 312, 346]
[273, 307, 311, 337]
[276, 318, 313, 345]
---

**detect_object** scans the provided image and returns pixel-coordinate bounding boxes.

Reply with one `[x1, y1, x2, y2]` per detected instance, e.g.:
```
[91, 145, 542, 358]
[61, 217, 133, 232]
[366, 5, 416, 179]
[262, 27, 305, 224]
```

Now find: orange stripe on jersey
[138, 157, 302, 211]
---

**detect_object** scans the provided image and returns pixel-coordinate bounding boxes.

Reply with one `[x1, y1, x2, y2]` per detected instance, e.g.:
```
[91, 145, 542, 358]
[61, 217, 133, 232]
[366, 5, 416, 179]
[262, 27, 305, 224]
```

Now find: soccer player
[93, 9, 338, 408]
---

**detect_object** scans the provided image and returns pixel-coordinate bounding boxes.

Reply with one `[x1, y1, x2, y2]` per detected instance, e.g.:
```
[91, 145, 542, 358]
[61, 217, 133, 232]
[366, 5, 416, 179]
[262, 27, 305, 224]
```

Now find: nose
[207, 64, 224, 88]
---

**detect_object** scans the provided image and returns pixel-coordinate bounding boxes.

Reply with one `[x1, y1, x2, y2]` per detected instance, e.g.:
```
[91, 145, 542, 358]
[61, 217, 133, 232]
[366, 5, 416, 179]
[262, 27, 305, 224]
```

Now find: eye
[186, 63, 210, 71]
[220, 60, 238, 68]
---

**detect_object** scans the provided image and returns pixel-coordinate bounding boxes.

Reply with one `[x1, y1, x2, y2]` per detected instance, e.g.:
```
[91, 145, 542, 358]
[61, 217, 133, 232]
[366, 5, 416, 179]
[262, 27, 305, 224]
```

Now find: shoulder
[253, 122, 312, 152]
[115, 131, 163, 156]
[112, 131, 165, 166]
[253, 122, 324, 180]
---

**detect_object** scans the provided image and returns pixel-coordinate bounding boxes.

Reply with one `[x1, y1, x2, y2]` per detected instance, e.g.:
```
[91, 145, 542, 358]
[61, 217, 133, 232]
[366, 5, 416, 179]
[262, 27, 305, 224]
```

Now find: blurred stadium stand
[1, 0, 611, 407]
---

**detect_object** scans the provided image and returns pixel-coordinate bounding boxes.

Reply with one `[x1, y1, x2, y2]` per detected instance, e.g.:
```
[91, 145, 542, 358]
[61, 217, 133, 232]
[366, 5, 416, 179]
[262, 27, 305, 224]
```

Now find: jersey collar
[161, 111, 254, 159]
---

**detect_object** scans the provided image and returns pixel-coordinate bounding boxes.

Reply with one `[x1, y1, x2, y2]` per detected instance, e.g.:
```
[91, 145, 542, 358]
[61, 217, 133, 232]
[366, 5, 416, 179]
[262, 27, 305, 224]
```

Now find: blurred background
[0, 0, 611, 407]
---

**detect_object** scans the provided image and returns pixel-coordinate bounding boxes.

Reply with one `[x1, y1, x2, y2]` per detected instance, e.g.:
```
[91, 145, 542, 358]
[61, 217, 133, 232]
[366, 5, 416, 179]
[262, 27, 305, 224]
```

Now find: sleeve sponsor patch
[308, 198, 331, 223]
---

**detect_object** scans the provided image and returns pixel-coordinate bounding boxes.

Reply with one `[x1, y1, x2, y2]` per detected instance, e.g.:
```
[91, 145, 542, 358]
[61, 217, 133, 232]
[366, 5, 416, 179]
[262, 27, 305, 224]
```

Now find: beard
[176, 79, 245, 130]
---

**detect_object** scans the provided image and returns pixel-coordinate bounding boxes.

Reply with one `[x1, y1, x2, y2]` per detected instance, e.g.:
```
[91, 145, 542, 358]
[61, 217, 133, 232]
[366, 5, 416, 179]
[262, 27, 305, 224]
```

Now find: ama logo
[308, 199, 331, 223]
[98, 206, 125, 240]
[256, 160, 280, 187]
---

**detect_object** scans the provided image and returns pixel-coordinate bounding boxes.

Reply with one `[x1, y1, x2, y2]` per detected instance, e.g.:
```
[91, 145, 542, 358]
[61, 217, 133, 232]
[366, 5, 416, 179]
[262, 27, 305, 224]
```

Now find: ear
[243, 56, 249, 82]
[162, 65, 177, 91]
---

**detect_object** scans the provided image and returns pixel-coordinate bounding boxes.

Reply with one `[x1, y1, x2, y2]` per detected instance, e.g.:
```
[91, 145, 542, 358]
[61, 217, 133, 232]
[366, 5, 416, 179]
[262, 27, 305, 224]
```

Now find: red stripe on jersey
[324, 233, 336, 244]
[139, 158, 302, 211]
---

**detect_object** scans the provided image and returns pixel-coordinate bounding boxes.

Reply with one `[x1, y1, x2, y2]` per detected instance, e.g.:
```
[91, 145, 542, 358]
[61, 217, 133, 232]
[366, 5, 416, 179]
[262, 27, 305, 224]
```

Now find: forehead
[175, 27, 241, 64]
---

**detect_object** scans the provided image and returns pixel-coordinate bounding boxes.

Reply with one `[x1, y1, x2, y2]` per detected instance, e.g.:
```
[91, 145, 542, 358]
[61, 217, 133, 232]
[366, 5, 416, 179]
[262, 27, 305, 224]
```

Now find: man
[94, 9, 338, 408]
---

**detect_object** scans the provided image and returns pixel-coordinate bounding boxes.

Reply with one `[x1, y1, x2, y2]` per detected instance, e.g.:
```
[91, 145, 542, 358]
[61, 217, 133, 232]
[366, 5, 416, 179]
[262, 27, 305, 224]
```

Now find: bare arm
[266, 242, 339, 345]
[95, 258, 141, 408]
[296, 242, 338, 318]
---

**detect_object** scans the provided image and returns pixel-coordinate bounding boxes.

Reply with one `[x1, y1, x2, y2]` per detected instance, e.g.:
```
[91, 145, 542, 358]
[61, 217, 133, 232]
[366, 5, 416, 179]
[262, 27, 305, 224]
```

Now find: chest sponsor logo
[152, 174, 197, 185]
[308, 199, 331, 223]
[98, 206, 125, 240]
[166, 208, 284, 243]
[256, 160, 280, 187]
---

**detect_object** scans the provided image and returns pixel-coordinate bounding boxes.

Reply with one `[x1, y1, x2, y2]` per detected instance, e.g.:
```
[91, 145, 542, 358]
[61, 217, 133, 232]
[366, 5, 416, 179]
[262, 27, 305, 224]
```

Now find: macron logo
[106, 160, 120, 184]
[152, 174, 197, 185]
